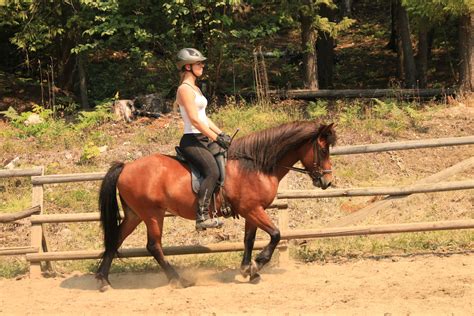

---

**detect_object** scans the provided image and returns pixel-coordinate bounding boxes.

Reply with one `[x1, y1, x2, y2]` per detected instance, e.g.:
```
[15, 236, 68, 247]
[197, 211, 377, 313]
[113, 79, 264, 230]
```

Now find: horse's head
[299, 123, 336, 190]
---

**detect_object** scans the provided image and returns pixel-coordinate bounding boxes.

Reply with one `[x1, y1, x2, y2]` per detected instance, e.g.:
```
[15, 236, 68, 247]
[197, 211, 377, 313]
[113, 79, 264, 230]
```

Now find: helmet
[176, 48, 207, 70]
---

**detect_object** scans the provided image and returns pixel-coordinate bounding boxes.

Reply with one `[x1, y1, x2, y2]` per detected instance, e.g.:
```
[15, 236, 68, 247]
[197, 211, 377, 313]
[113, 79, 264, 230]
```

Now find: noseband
[283, 139, 332, 181]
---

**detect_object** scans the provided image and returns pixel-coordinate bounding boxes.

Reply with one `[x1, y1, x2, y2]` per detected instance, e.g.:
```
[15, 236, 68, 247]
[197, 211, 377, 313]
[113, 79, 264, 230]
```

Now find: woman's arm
[177, 85, 219, 140]
[207, 118, 222, 135]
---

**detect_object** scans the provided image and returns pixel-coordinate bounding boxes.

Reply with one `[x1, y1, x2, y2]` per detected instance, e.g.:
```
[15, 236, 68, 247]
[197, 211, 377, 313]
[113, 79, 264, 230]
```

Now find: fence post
[30, 167, 44, 277]
[278, 177, 290, 265]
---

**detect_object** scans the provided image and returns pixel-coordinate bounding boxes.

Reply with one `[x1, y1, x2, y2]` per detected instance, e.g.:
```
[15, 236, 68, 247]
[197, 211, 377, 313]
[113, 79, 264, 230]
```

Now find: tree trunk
[317, 33, 334, 88]
[385, 0, 397, 52]
[336, 0, 352, 17]
[416, 20, 429, 88]
[459, 12, 474, 92]
[300, 12, 318, 90]
[56, 2, 76, 92]
[396, 0, 416, 88]
[77, 53, 90, 109]
[316, 3, 335, 89]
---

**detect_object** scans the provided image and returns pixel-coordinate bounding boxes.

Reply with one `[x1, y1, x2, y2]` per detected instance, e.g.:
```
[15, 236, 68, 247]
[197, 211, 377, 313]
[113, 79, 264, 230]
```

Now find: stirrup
[195, 217, 223, 231]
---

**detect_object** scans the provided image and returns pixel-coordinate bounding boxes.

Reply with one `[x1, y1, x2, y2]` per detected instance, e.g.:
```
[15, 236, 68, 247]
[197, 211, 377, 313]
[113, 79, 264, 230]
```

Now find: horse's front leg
[240, 221, 257, 279]
[244, 206, 281, 282]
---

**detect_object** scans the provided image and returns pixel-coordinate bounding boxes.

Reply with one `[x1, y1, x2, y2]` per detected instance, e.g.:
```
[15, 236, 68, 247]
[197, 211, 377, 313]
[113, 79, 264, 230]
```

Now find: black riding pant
[179, 133, 220, 208]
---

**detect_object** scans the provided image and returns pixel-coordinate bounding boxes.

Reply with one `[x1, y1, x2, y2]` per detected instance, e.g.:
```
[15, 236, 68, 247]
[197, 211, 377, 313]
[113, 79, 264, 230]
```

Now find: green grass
[211, 99, 303, 136]
[294, 230, 474, 263]
[0, 178, 31, 213]
[0, 259, 29, 278]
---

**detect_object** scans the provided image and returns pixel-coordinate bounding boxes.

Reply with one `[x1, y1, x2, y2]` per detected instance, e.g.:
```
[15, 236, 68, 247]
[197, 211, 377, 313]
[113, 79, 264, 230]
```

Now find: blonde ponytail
[173, 71, 186, 112]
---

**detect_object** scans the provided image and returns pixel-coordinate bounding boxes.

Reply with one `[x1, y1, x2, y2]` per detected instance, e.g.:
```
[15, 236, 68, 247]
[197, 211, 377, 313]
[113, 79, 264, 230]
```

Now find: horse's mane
[228, 121, 336, 174]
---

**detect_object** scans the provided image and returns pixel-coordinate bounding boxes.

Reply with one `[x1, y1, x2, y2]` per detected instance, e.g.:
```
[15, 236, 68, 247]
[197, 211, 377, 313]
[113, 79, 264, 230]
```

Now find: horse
[96, 121, 336, 291]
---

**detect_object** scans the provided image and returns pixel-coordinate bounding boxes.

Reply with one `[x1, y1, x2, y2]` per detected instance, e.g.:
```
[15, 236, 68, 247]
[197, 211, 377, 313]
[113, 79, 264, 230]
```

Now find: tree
[403, 0, 474, 90]
[394, 0, 417, 88]
[282, 0, 353, 89]
[162, 0, 243, 98]
[459, 11, 474, 92]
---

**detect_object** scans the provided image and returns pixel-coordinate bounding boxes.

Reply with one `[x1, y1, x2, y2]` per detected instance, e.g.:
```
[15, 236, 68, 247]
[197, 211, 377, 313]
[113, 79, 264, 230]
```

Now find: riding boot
[195, 200, 223, 231]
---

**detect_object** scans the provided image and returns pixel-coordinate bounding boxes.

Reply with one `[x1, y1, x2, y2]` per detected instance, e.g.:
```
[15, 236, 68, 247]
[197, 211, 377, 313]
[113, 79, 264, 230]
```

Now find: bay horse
[96, 121, 336, 291]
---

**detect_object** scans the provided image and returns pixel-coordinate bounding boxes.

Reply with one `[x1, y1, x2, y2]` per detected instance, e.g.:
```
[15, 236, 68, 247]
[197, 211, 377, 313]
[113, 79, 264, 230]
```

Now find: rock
[24, 113, 43, 126]
[98, 145, 108, 153]
[113, 100, 135, 123]
[135, 93, 170, 114]
[4, 156, 19, 169]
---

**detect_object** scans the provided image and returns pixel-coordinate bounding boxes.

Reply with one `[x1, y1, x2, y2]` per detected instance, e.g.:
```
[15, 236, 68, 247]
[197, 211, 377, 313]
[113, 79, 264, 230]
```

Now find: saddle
[175, 147, 234, 218]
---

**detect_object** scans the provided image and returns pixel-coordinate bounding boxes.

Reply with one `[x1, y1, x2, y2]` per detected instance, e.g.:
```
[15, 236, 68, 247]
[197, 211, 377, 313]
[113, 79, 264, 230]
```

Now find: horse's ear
[319, 123, 337, 146]
[328, 123, 336, 132]
[320, 123, 334, 134]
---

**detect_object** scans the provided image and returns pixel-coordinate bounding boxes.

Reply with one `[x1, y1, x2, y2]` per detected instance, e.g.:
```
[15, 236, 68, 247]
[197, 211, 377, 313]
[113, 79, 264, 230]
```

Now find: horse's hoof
[249, 272, 261, 284]
[99, 284, 111, 292]
[169, 278, 194, 289]
[240, 266, 251, 278]
[96, 275, 111, 292]
[250, 259, 259, 275]
[241, 260, 259, 279]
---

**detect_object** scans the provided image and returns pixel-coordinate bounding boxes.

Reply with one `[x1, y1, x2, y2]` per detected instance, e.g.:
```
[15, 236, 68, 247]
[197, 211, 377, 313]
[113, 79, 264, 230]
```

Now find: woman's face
[190, 61, 205, 76]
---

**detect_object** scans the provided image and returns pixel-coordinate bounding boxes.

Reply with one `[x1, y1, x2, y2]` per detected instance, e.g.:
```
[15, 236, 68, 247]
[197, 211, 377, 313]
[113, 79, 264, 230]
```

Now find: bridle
[282, 138, 332, 181]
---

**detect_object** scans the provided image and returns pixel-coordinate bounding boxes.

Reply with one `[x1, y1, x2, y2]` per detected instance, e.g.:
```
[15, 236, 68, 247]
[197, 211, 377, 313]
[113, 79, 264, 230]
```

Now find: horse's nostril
[327, 182, 331, 187]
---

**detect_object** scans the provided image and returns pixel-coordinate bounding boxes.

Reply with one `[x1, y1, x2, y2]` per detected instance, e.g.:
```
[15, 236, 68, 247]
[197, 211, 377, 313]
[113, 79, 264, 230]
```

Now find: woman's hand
[215, 132, 232, 149]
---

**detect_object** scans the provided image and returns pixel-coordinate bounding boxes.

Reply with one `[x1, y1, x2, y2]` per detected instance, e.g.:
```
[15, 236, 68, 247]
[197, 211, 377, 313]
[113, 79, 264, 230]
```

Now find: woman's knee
[203, 165, 220, 183]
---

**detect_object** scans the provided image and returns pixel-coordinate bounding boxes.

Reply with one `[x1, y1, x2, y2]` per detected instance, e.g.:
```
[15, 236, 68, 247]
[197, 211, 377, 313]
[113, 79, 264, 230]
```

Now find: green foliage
[80, 141, 101, 163]
[0, 259, 29, 278]
[75, 100, 114, 131]
[1, 104, 54, 137]
[403, 0, 473, 20]
[307, 100, 328, 119]
[211, 98, 303, 135]
[337, 103, 362, 127]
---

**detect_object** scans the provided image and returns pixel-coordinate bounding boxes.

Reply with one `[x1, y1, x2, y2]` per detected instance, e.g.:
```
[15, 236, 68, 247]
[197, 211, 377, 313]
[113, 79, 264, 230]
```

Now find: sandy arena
[1, 253, 472, 315]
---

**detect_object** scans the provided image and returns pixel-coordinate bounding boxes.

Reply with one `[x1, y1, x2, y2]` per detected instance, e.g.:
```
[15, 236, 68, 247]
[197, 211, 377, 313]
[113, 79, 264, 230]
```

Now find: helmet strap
[184, 64, 199, 79]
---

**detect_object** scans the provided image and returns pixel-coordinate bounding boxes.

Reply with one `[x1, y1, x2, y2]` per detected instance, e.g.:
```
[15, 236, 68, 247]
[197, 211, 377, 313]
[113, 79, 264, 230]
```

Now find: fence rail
[0, 205, 41, 223]
[332, 135, 474, 155]
[267, 88, 456, 100]
[278, 180, 474, 199]
[0, 168, 43, 178]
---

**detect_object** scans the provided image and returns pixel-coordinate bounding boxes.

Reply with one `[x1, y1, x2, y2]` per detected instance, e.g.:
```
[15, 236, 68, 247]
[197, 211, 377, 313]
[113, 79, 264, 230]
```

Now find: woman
[175, 48, 231, 230]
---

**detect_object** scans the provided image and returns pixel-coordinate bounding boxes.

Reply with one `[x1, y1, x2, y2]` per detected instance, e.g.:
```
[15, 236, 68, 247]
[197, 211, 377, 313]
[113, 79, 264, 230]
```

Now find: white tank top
[178, 84, 209, 134]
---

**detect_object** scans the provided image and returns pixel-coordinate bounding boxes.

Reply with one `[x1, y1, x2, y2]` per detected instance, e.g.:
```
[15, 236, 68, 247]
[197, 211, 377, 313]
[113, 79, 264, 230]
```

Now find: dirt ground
[1, 253, 472, 315]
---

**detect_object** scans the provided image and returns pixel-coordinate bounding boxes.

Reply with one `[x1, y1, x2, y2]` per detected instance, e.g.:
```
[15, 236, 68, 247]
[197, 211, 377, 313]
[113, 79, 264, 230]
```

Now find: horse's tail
[99, 162, 125, 254]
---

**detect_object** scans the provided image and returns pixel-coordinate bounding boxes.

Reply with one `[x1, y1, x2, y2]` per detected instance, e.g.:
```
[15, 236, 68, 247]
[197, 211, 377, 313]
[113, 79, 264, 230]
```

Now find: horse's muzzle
[313, 177, 331, 190]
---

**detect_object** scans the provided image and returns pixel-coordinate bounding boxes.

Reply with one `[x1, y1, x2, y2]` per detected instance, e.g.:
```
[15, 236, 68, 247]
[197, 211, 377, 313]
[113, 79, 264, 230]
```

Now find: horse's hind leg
[96, 203, 142, 292]
[144, 214, 194, 289]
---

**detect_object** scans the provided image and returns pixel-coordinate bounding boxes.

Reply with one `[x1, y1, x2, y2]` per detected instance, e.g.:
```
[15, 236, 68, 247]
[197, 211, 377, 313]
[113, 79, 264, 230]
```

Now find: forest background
[0, 0, 473, 113]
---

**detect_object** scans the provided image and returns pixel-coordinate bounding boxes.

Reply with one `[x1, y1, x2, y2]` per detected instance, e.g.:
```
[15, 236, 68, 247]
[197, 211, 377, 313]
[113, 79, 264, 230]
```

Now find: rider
[175, 48, 232, 230]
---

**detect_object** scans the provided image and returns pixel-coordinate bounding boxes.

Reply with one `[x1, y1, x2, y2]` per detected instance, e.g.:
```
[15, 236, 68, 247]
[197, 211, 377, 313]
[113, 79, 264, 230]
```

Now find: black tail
[99, 162, 125, 253]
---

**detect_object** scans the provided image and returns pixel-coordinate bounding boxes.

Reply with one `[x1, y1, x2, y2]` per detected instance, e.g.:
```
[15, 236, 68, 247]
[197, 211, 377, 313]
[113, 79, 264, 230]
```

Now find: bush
[75, 99, 114, 131]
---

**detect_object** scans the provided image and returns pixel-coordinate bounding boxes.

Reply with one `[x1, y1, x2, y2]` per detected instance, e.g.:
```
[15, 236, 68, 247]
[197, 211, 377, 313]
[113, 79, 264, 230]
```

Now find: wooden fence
[1, 136, 473, 277]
